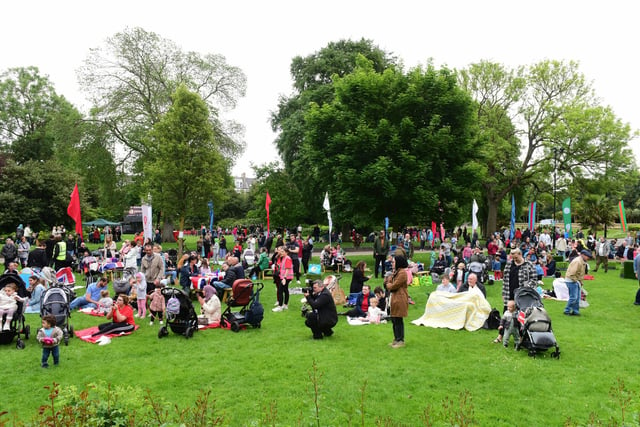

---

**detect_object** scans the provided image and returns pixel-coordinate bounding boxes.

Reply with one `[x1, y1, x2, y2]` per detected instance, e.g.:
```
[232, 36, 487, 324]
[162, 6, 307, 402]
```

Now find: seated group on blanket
[342, 285, 386, 323]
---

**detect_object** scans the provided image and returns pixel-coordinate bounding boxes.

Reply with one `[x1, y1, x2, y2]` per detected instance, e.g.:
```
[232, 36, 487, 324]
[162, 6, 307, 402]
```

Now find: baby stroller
[241, 248, 256, 269]
[0, 275, 30, 349]
[514, 287, 560, 358]
[41, 285, 74, 346]
[220, 279, 264, 332]
[113, 267, 136, 295]
[158, 287, 199, 339]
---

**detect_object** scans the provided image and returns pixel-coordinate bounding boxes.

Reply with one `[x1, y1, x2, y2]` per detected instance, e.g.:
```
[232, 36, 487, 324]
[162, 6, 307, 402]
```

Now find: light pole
[552, 147, 563, 249]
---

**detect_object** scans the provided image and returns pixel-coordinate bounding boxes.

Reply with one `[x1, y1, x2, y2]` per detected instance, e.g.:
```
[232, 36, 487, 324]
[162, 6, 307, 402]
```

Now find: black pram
[514, 287, 560, 358]
[0, 275, 30, 349]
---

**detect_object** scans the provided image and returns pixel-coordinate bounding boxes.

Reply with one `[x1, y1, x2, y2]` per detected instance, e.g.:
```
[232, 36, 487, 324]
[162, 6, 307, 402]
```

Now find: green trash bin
[622, 261, 636, 279]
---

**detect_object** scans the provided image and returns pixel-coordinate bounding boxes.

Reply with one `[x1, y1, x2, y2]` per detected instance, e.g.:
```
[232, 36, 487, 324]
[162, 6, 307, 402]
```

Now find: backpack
[524, 306, 551, 332]
[244, 290, 264, 326]
[167, 296, 181, 316]
[483, 308, 501, 329]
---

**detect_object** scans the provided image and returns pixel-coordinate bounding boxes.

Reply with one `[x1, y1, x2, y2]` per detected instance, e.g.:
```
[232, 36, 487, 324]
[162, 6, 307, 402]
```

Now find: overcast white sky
[2, 0, 638, 177]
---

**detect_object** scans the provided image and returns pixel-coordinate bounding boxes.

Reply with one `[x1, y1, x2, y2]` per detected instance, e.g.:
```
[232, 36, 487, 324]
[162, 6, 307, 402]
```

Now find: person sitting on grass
[69, 277, 109, 311]
[457, 273, 486, 297]
[436, 275, 457, 293]
[343, 285, 374, 318]
[365, 297, 386, 324]
[196, 285, 221, 324]
[91, 294, 135, 337]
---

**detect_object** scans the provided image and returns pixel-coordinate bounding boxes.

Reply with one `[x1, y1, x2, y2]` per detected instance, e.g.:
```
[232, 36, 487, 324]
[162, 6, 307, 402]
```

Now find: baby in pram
[0, 283, 25, 330]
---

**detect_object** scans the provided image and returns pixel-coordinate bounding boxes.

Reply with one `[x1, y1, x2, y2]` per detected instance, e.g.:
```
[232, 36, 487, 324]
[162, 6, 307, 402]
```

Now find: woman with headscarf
[197, 284, 221, 324]
[386, 254, 409, 348]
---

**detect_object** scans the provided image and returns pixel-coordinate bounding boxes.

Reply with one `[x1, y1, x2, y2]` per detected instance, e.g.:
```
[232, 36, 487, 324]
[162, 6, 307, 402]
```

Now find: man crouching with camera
[302, 279, 338, 339]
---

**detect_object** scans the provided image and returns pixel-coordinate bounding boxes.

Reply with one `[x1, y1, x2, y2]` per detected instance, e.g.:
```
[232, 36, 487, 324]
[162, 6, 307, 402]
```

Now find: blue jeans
[69, 296, 96, 311]
[212, 280, 231, 298]
[564, 280, 580, 314]
[42, 346, 59, 366]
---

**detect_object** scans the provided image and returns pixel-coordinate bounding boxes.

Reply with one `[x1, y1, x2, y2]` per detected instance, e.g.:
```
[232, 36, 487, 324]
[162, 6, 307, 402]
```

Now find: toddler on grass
[493, 300, 520, 348]
[37, 315, 63, 368]
[135, 273, 148, 318]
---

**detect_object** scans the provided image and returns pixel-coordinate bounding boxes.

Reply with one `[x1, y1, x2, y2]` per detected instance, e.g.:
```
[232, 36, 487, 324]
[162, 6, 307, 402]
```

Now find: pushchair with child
[40, 284, 74, 346]
[514, 287, 560, 358]
[158, 287, 199, 339]
[220, 279, 264, 332]
[0, 275, 30, 349]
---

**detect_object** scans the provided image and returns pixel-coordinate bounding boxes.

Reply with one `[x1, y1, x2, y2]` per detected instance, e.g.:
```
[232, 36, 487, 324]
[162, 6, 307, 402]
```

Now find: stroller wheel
[24, 325, 30, 339]
[528, 350, 536, 357]
[185, 327, 193, 338]
[69, 325, 74, 337]
[158, 326, 168, 339]
[64, 336, 69, 346]
[231, 322, 240, 332]
[16, 339, 25, 350]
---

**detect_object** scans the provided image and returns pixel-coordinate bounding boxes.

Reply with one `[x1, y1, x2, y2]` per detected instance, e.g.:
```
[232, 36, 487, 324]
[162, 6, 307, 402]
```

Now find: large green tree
[297, 57, 481, 230]
[78, 27, 247, 171]
[271, 39, 395, 180]
[0, 160, 80, 232]
[143, 85, 227, 250]
[458, 60, 637, 235]
[0, 66, 83, 163]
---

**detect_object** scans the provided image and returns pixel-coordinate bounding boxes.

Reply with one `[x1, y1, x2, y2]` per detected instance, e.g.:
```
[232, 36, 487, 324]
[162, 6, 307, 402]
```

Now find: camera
[301, 287, 312, 294]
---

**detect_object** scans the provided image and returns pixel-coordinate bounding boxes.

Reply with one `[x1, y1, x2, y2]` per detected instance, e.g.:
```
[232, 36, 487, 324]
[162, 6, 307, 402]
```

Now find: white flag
[142, 204, 153, 241]
[472, 199, 479, 234]
[323, 192, 333, 236]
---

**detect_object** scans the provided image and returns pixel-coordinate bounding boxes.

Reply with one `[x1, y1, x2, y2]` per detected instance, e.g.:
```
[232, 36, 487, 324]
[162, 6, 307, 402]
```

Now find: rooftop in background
[234, 173, 256, 193]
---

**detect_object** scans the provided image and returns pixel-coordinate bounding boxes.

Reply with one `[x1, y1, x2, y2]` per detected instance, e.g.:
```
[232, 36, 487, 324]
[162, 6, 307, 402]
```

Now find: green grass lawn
[2, 246, 640, 425]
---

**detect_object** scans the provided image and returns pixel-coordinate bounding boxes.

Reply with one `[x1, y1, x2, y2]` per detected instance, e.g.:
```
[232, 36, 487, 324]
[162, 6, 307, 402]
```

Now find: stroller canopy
[0, 274, 28, 298]
[514, 287, 543, 310]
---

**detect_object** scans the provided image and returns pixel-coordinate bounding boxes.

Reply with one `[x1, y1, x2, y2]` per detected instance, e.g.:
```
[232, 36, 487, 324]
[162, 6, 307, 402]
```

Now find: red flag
[265, 192, 272, 233]
[67, 184, 83, 239]
[431, 221, 436, 237]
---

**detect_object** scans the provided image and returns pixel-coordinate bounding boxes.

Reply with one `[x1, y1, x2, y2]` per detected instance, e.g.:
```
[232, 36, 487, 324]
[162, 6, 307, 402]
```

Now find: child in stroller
[0, 275, 30, 349]
[0, 283, 25, 331]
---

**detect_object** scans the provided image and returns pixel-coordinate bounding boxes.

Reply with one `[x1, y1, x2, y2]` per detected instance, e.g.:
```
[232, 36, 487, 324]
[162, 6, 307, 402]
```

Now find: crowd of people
[3, 220, 640, 368]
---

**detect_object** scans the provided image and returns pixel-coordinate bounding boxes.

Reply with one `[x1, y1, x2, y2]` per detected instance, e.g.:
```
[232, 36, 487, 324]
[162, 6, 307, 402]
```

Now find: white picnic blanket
[411, 286, 491, 331]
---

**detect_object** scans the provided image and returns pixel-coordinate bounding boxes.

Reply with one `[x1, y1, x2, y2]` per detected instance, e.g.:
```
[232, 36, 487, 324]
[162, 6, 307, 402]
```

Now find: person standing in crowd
[564, 249, 592, 316]
[17, 236, 30, 268]
[373, 230, 390, 279]
[1, 238, 18, 270]
[593, 237, 610, 273]
[273, 247, 293, 312]
[286, 233, 301, 284]
[386, 253, 409, 348]
[140, 243, 164, 292]
[501, 248, 537, 312]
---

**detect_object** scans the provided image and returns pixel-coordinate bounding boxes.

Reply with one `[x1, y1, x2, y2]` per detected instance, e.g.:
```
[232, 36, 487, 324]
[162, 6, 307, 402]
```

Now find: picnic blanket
[75, 325, 139, 344]
[198, 320, 221, 330]
[411, 287, 491, 331]
[79, 308, 107, 317]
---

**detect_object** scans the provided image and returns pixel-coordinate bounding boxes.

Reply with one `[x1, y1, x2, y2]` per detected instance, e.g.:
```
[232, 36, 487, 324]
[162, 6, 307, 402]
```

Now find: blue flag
[510, 194, 515, 240]
[208, 201, 214, 232]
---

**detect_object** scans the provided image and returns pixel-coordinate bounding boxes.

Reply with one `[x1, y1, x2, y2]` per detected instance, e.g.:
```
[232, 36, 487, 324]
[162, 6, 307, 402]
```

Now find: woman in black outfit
[349, 261, 371, 294]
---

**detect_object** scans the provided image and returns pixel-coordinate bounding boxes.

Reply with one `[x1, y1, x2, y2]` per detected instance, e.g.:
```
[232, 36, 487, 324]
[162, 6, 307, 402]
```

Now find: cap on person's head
[580, 249, 593, 259]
